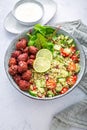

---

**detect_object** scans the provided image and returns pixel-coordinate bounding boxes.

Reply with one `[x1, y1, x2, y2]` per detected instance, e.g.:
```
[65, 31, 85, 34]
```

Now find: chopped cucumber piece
[57, 55, 64, 63]
[67, 39, 73, 44]
[57, 70, 69, 78]
[68, 71, 73, 76]
[29, 90, 37, 97]
[54, 44, 61, 51]
[58, 78, 66, 83]
[58, 78, 68, 86]
[35, 80, 41, 88]
[52, 36, 57, 40]
[76, 50, 80, 55]
[65, 36, 69, 40]
[56, 83, 63, 92]
[53, 51, 57, 58]
[41, 80, 46, 87]
[35, 79, 46, 88]
[60, 34, 65, 40]
[47, 90, 54, 97]
[76, 64, 80, 73]
[61, 70, 69, 77]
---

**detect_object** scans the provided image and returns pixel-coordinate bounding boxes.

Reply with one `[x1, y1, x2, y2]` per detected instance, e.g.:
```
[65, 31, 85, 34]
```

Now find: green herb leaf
[27, 24, 55, 52]
[28, 35, 37, 46]
[35, 33, 47, 49]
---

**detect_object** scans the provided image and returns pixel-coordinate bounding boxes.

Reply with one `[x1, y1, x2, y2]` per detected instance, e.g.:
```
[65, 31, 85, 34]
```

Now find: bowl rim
[12, 0, 44, 26]
[4, 25, 86, 100]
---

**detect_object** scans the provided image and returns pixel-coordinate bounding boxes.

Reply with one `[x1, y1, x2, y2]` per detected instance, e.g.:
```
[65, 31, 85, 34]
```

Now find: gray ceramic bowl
[4, 26, 86, 100]
[12, 0, 44, 26]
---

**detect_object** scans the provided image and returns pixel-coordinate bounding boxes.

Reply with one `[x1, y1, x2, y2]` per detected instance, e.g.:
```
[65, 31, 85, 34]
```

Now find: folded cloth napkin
[50, 20, 87, 130]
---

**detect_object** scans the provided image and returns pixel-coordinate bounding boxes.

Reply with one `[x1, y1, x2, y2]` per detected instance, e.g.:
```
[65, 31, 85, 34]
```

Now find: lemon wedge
[33, 57, 51, 73]
[36, 49, 53, 62]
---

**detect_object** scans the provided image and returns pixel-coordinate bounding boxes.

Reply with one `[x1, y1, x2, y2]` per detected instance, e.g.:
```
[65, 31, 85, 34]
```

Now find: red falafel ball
[28, 46, 38, 55]
[18, 61, 28, 73]
[13, 74, 21, 85]
[29, 55, 36, 59]
[22, 70, 32, 81]
[19, 80, 30, 91]
[23, 47, 29, 54]
[11, 50, 21, 58]
[9, 57, 17, 66]
[17, 53, 28, 62]
[27, 59, 34, 66]
[8, 65, 18, 76]
[16, 38, 27, 51]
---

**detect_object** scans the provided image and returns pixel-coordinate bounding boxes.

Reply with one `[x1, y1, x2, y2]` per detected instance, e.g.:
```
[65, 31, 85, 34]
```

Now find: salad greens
[27, 24, 55, 52]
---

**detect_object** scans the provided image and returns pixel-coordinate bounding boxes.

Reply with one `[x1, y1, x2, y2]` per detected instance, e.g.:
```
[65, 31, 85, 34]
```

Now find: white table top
[0, 0, 87, 130]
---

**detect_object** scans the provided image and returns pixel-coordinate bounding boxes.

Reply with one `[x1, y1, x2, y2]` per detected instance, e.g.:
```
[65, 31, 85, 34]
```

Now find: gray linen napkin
[50, 20, 87, 130]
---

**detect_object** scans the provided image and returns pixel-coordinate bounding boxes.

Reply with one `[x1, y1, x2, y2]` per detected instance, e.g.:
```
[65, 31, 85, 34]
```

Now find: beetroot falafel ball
[11, 50, 21, 58]
[19, 80, 30, 91]
[27, 59, 34, 66]
[13, 74, 21, 85]
[8, 65, 18, 76]
[18, 61, 28, 73]
[23, 47, 29, 54]
[22, 70, 32, 81]
[28, 46, 38, 55]
[9, 57, 17, 66]
[17, 53, 28, 62]
[29, 55, 36, 59]
[16, 38, 27, 51]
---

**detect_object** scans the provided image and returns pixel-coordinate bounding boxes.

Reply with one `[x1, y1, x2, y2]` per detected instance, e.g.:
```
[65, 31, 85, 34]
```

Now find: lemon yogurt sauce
[14, 2, 43, 23]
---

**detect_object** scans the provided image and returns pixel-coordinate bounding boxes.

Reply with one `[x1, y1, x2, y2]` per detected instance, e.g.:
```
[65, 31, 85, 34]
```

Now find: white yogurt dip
[14, 2, 43, 23]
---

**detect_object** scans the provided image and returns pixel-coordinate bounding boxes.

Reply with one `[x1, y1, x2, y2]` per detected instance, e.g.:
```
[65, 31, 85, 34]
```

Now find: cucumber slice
[35, 80, 41, 88]
[57, 69, 69, 78]
[59, 34, 65, 40]
[65, 36, 69, 40]
[58, 78, 68, 86]
[53, 51, 57, 58]
[58, 78, 66, 83]
[76, 63, 80, 73]
[47, 90, 54, 97]
[35, 79, 46, 88]
[67, 39, 73, 44]
[29, 90, 37, 97]
[61, 70, 69, 77]
[56, 85, 63, 92]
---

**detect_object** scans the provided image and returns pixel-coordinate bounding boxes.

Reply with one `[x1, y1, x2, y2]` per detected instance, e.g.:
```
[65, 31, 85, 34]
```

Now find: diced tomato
[70, 46, 76, 54]
[60, 46, 76, 57]
[67, 75, 77, 86]
[60, 48, 71, 57]
[71, 54, 79, 62]
[30, 85, 37, 91]
[60, 87, 68, 94]
[46, 79, 56, 89]
[68, 62, 76, 71]
[33, 86, 37, 90]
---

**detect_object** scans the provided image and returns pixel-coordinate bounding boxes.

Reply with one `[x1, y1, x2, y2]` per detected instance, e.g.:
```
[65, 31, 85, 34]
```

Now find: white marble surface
[0, 0, 87, 130]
